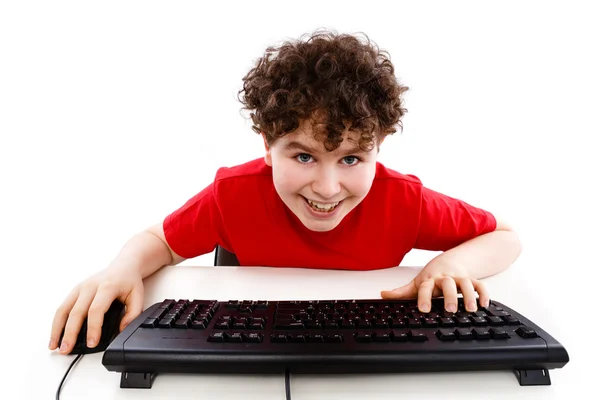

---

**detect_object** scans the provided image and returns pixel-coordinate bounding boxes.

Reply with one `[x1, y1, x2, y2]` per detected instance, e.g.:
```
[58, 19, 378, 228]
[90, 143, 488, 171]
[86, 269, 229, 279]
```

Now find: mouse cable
[56, 353, 84, 400]
[57, 354, 290, 399]
[285, 368, 291, 400]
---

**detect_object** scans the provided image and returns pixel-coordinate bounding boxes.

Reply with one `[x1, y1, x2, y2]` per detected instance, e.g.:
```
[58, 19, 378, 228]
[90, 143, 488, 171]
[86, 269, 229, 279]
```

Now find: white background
[1, 0, 598, 396]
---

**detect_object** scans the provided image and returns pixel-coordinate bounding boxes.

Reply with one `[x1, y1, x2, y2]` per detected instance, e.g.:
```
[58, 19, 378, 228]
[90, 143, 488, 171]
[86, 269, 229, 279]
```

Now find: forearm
[107, 231, 173, 279]
[427, 230, 522, 279]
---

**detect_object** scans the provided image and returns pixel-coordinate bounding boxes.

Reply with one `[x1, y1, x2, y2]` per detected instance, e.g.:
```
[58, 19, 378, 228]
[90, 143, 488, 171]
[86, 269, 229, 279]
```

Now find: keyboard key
[473, 327, 493, 339]
[391, 330, 409, 342]
[158, 318, 174, 328]
[324, 334, 344, 343]
[409, 330, 428, 341]
[226, 332, 244, 342]
[239, 305, 253, 313]
[491, 327, 510, 339]
[455, 328, 474, 340]
[215, 320, 230, 329]
[355, 333, 372, 342]
[306, 334, 325, 343]
[191, 320, 207, 329]
[270, 334, 287, 343]
[225, 301, 239, 309]
[357, 320, 371, 329]
[149, 308, 168, 320]
[516, 326, 538, 338]
[244, 333, 263, 342]
[141, 318, 157, 328]
[208, 332, 226, 342]
[372, 333, 392, 342]
[276, 322, 304, 329]
[408, 318, 422, 328]
[158, 299, 175, 309]
[289, 334, 306, 343]
[390, 318, 406, 328]
[436, 329, 456, 341]
[470, 316, 487, 326]
[174, 318, 191, 328]
[504, 316, 521, 325]
[340, 320, 355, 329]
[373, 319, 390, 328]
[233, 321, 247, 329]
[487, 316, 504, 326]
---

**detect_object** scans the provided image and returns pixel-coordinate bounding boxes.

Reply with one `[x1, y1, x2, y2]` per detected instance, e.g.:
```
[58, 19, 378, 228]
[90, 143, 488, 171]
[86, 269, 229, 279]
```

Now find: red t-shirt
[163, 158, 496, 270]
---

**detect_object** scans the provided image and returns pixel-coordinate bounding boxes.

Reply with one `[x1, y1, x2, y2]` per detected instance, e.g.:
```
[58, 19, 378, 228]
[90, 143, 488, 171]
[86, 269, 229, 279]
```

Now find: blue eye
[296, 153, 313, 163]
[342, 156, 359, 165]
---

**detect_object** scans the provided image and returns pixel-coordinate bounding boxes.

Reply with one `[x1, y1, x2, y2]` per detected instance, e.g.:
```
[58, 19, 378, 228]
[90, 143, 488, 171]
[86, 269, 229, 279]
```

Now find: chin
[300, 218, 341, 232]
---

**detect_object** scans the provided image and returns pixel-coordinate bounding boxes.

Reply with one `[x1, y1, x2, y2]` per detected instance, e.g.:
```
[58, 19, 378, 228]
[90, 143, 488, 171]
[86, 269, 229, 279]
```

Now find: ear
[262, 133, 272, 166]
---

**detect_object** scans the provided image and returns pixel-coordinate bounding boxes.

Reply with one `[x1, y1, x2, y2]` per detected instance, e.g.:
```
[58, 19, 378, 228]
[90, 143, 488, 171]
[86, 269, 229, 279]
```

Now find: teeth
[307, 199, 340, 211]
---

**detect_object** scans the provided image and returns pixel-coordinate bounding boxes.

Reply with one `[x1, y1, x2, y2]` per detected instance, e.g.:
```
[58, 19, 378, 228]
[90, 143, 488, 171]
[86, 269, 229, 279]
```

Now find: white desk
[25, 265, 577, 400]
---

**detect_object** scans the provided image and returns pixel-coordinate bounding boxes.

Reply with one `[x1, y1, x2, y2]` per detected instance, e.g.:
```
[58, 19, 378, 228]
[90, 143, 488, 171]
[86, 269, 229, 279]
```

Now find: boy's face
[264, 120, 379, 232]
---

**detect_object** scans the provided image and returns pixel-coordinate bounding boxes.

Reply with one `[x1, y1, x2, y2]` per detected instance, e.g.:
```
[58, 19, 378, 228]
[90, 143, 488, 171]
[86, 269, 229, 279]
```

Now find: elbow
[506, 230, 523, 269]
[493, 216, 523, 268]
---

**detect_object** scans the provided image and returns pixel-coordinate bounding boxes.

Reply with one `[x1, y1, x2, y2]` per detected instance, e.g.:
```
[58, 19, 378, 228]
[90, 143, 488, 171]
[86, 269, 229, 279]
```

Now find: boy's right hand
[49, 266, 145, 355]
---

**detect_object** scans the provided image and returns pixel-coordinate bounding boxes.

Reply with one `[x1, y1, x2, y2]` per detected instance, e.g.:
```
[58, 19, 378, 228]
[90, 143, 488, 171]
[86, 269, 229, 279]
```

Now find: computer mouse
[58, 299, 125, 354]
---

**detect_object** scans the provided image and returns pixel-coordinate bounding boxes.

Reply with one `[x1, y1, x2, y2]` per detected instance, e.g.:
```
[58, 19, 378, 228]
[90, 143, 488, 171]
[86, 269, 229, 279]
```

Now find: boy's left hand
[380, 261, 490, 313]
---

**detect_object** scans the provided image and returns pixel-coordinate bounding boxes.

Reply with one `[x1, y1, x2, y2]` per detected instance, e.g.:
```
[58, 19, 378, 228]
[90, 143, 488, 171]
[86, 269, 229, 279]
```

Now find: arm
[113, 222, 187, 279]
[49, 222, 187, 355]
[381, 217, 522, 313]
[425, 217, 522, 280]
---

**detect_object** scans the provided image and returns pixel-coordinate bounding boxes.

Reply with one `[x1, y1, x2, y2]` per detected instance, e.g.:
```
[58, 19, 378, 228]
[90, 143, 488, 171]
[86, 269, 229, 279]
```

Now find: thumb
[380, 279, 418, 299]
[120, 283, 144, 331]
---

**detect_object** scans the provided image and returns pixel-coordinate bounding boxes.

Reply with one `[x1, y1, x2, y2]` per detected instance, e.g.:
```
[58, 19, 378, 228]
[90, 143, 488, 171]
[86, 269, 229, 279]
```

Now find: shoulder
[373, 162, 423, 188]
[215, 158, 272, 182]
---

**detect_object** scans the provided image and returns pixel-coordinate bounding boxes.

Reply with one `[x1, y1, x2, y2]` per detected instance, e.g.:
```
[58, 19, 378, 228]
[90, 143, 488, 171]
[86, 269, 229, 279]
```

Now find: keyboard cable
[285, 368, 291, 400]
[56, 353, 83, 400]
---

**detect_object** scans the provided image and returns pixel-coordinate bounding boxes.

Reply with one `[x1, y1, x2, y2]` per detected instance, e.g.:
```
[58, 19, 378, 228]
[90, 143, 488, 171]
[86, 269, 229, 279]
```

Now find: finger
[49, 289, 79, 350]
[471, 279, 490, 308]
[86, 284, 120, 348]
[440, 277, 458, 313]
[380, 279, 418, 300]
[417, 278, 435, 313]
[60, 286, 97, 354]
[120, 281, 145, 331]
[456, 277, 477, 312]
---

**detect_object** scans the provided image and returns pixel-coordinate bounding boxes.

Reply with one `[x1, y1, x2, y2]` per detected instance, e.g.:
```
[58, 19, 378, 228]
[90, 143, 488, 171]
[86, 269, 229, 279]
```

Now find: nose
[311, 166, 341, 200]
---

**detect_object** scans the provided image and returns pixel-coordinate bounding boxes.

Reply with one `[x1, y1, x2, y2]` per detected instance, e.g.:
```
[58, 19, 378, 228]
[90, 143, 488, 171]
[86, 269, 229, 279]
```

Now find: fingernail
[49, 338, 55, 349]
[448, 304, 457, 313]
[87, 337, 96, 347]
[59, 341, 68, 353]
[468, 301, 477, 311]
[419, 304, 430, 312]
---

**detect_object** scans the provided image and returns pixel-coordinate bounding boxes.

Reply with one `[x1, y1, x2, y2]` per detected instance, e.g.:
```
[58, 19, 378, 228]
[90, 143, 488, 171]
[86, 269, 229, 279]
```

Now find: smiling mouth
[303, 197, 342, 213]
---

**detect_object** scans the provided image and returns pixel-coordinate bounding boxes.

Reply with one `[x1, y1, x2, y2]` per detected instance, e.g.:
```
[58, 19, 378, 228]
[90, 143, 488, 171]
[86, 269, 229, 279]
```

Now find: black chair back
[214, 245, 240, 266]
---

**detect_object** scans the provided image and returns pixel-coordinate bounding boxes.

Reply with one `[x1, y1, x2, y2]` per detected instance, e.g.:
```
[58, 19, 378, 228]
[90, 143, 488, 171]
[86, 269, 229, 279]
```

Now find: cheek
[272, 160, 304, 193]
[345, 167, 376, 196]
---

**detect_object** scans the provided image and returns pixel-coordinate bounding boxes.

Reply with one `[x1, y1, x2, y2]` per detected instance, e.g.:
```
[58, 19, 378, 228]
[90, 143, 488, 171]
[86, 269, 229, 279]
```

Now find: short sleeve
[163, 183, 230, 259]
[414, 186, 497, 251]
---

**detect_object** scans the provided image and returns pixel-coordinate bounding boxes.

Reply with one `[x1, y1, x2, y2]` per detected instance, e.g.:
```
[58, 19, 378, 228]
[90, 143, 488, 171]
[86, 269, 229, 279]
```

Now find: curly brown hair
[237, 29, 409, 152]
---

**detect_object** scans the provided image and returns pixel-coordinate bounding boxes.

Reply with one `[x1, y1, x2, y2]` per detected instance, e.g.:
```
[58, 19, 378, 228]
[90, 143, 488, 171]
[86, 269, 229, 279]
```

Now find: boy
[49, 29, 522, 355]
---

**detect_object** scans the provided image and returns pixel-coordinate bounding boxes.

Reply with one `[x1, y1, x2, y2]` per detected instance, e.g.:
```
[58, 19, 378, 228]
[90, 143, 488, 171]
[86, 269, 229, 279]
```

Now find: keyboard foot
[120, 372, 157, 389]
[514, 368, 551, 386]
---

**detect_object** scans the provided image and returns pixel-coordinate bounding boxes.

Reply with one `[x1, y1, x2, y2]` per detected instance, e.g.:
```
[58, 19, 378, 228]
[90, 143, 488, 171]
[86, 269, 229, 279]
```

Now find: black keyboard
[102, 297, 569, 389]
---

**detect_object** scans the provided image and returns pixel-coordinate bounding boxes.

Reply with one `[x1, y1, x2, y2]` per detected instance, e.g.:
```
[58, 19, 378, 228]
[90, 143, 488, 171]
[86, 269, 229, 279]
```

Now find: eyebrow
[283, 141, 365, 155]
